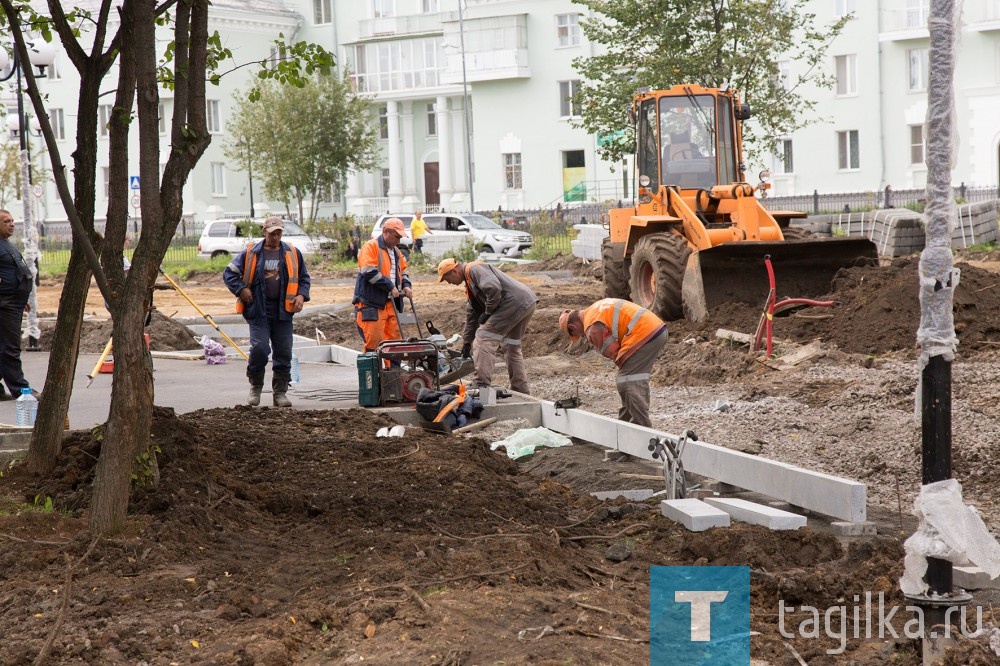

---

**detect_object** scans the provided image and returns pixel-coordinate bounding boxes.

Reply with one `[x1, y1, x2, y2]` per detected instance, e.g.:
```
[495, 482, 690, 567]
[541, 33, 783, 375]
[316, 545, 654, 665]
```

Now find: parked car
[197, 219, 336, 259]
[370, 212, 532, 257]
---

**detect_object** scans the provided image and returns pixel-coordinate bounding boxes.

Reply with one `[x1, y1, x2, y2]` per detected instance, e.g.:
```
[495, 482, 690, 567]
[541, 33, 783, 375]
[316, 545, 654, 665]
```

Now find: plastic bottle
[290, 353, 301, 385]
[15, 387, 38, 427]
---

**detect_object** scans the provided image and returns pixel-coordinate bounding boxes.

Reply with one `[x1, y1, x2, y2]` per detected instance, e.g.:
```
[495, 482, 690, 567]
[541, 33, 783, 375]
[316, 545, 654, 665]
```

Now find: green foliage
[964, 242, 996, 252]
[571, 0, 849, 164]
[131, 444, 161, 488]
[440, 237, 480, 263]
[32, 495, 55, 512]
[904, 201, 925, 214]
[226, 70, 380, 225]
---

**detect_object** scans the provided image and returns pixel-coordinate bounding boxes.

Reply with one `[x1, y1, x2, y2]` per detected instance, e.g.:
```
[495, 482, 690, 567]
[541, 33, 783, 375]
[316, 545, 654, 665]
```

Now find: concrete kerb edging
[379, 389, 867, 524]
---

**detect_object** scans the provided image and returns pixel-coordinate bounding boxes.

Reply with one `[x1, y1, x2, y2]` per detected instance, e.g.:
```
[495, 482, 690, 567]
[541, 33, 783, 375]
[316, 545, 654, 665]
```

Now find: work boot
[272, 375, 292, 408]
[247, 371, 265, 406]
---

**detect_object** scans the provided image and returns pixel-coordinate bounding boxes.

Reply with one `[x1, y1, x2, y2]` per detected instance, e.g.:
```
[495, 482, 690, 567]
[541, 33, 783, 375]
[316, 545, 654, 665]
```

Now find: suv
[371, 212, 532, 258]
[197, 219, 336, 259]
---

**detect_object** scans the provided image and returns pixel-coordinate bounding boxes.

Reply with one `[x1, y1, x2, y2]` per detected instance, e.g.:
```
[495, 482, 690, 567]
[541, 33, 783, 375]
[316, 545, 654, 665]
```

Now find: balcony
[878, 5, 930, 41]
[965, 0, 1000, 32]
[440, 14, 530, 84]
[358, 13, 444, 40]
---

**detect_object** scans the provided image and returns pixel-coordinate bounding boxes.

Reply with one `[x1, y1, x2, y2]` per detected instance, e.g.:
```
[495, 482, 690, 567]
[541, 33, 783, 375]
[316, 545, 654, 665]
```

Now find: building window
[774, 139, 793, 174]
[910, 125, 925, 165]
[776, 60, 792, 91]
[314, 0, 331, 24]
[503, 153, 522, 190]
[908, 48, 928, 91]
[906, 0, 929, 29]
[102, 166, 111, 199]
[556, 14, 581, 47]
[427, 103, 437, 136]
[380, 168, 390, 197]
[837, 130, 860, 170]
[373, 0, 395, 19]
[422, 0, 438, 11]
[835, 0, 857, 16]
[211, 163, 226, 195]
[378, 106, 388, 140]
[47, 54, 62, 80]
[206, 100, 221, 133]
[158, 103, 166, 134]
[268, 46, 281, 71]
[49, 109, 65, 141]
[99, 104, 113, 137]
[559, 80, 582, 118]
[351, 37, 442, 94]
[835, 54, 857, 96]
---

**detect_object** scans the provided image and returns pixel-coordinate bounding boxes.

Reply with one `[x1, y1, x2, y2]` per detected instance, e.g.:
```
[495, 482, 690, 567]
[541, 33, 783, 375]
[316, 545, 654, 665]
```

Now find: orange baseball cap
[383, 218, 408, 236]
[437, 257, 458, 282]
[559, 310, 580, 341]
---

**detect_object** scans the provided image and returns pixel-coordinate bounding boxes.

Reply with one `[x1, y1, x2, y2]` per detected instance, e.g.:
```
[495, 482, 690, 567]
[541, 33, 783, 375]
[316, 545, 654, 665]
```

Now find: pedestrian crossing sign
[129, 176, 141, 190]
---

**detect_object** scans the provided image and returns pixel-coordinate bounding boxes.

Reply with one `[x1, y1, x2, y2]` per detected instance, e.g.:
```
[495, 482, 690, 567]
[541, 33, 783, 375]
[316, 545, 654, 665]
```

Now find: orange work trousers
[355, 302, 401, 353]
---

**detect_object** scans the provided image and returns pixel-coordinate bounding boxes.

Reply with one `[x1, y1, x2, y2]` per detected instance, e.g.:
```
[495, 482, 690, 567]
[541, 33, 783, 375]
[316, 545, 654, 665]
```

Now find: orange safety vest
[463, 260, 487, 300]
[235, 242, 300, 313]
[582, 298, 664, 361]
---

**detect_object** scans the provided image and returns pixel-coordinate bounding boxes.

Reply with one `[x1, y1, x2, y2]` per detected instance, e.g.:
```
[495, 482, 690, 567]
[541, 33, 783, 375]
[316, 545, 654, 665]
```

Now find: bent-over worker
[224, 216, 310, 407]
[437, 258, 538, 394]
[353, 218, 412, 352]
[559, 298, 666, 427]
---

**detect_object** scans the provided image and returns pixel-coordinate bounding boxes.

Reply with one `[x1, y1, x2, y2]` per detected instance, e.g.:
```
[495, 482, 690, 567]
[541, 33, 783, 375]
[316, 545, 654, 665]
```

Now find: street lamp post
[457, 0, 474, 213]
[237, 137, 255, 219]
[0, 40, 56, 352]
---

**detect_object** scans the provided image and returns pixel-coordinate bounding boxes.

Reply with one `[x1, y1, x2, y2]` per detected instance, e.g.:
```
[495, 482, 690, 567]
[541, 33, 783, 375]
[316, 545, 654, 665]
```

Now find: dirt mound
[667, 257, 1000, 357]
[56, 310, 200, 354]
[0, 407, 947, 664]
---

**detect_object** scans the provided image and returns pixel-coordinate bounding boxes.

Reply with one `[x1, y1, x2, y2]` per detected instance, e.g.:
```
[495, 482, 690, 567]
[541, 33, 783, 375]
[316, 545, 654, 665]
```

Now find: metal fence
[764, 184, 999, 215]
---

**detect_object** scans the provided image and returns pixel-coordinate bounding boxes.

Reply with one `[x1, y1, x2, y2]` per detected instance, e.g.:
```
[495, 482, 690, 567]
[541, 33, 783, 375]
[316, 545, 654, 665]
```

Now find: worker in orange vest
[224, 216, 310, 407]
[352, 218, 412, 352]
[559, 298, 667, 427]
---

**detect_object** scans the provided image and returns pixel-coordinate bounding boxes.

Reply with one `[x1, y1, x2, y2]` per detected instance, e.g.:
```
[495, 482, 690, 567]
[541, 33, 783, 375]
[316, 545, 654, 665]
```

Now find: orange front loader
[602, 85, 877, 321]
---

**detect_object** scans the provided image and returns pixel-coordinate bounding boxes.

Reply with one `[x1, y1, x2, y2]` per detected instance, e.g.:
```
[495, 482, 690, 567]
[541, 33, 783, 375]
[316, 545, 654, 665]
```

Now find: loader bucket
[682, 237, 878, 322]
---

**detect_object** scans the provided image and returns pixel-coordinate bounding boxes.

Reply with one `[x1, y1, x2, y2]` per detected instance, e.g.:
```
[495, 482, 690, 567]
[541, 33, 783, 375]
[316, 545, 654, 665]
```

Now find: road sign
[129, 176, 140, 190]
[596, 130, 626, 147]
[32, 184, 43, 198]
[131, 194, 141, 208]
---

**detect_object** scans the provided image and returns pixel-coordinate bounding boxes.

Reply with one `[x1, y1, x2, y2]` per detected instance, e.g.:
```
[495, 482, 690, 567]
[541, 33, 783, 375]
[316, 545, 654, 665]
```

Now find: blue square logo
[650, 566, 750, 665]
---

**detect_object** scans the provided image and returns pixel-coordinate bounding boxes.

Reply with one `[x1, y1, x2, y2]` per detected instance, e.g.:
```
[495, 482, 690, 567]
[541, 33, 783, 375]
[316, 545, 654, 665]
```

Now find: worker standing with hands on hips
[409, 211, 431, 254]
[353, 218, 412, 352]
[559, 299, 667, 427]
[436, 258, 538, 395]
[224, 216, 310, 407]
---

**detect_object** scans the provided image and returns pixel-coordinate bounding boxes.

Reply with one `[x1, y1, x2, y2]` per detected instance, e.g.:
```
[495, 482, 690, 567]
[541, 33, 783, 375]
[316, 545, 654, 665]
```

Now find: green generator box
[357, 352, 381, 407]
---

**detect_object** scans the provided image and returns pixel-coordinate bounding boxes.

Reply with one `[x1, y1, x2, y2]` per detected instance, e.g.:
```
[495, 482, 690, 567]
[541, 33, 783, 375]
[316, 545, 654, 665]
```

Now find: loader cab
[634, 87, 743, 192]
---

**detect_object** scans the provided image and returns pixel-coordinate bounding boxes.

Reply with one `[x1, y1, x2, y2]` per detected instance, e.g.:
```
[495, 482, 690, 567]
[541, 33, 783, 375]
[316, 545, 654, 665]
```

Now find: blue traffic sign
[129, 176, 140, 190]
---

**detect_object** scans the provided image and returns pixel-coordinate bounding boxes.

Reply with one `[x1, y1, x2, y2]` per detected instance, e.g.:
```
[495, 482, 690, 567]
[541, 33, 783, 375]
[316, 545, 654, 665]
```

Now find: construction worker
[559, 299, 667, 427]
[409, 210, 431, 253]
[353, 217, 412, 352]
[436, 257, 538, 394]
[224, 216, 310, 408]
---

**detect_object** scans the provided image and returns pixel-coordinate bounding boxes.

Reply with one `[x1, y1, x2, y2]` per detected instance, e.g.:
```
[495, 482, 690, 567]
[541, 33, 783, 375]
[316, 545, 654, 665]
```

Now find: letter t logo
[675, 591, 729, 641]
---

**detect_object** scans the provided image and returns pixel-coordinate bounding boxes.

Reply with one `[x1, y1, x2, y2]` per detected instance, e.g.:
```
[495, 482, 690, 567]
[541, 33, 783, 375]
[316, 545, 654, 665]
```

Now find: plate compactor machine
[357, 306, 474, 407]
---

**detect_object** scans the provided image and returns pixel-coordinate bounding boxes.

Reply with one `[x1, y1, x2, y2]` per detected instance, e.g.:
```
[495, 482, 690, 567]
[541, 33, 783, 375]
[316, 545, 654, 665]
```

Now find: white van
[197, 219, 336, 259]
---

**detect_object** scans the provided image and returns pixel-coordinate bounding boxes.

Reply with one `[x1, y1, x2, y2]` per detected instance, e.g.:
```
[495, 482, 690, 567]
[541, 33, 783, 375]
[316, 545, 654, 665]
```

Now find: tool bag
[415, 387, 484, 428]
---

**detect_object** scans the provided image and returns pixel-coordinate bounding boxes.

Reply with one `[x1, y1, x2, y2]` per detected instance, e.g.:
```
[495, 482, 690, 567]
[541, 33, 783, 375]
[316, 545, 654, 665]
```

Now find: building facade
[768, 0, 1000, 197]
[2, 0, 997, 230]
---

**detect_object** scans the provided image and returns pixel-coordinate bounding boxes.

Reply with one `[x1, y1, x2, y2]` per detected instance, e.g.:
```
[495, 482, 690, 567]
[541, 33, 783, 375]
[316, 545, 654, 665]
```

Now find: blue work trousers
[247, 316, 293, 380]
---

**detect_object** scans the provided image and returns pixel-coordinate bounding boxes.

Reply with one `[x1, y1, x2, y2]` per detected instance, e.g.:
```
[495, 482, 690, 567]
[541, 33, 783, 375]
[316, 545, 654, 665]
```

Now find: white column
[400, 101, 418, 207]
[345, 170, 367, 215]
[450, 101, 468, 209]
[436, 95, 454, 205]
[386, 100, 403, 211]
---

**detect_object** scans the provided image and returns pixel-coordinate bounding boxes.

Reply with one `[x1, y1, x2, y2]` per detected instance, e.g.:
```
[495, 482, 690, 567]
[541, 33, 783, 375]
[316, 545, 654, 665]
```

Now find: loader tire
[602, 239, 630, 300]
[781, 226, 814, 241]
[629, 233, 689, 321]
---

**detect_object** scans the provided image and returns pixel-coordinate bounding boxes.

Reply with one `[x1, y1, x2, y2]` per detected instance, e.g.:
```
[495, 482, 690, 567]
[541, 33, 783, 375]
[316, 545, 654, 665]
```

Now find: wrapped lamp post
[0, 40, 56, 351]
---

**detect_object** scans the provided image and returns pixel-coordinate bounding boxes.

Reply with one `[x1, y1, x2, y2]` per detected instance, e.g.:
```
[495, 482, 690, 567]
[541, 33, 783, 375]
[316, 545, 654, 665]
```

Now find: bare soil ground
[5, 252, 1000, 664]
